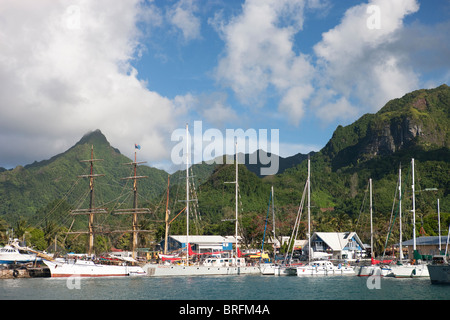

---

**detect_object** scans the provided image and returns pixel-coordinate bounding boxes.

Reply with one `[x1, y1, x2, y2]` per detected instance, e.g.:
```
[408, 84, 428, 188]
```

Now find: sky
[0, 0, 449, 173]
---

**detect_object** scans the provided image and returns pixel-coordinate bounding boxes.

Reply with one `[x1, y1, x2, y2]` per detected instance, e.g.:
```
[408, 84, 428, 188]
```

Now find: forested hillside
[0, 85, 448, 255]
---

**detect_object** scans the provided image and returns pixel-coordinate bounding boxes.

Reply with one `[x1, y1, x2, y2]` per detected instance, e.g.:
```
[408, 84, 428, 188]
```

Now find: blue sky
[0, 0, 449, 172]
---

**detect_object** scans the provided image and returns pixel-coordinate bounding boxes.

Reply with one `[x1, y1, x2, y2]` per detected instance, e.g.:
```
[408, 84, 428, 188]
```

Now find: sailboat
[295, 157, 355, 276]
[427, 224, 450, 284]
[386, 158, 429, 278]
[260, 186, 279, 275]
[355, 179, 392, 277]
[142, 125, 260, 276]
[42, 146, 146, 278]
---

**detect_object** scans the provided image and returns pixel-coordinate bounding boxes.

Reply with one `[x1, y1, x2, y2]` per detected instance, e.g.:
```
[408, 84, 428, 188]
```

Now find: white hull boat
[260, 263, 276, 275]
[354, 265, 391, 277]
[43, 259, 146, 278]
[274, 266, 297, 276]
[296, 260, 354, 276]
[386, 263, 429, 278]
[0, 239, 42, 264]
[143, 257, 260, 276]
[144, 264, 260, 276]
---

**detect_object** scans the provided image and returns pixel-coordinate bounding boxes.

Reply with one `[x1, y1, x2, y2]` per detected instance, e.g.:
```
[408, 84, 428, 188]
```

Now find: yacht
[0, 239, 42, 264]
[296, 260, 354, 276]
[386, 261, 429, 278]
[144, 257, 260, 276]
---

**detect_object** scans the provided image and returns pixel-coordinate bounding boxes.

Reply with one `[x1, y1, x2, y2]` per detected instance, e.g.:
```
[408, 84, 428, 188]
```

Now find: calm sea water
[1, 275, 448, 301]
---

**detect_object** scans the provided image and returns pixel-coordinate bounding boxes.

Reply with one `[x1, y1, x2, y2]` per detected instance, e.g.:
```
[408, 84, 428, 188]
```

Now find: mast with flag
[113, 143, 150, 259]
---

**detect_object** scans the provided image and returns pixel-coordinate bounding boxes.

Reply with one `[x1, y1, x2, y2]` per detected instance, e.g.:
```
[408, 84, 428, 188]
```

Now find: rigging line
[382, 163, 411, 258]
[33, 177, 82, 229]
[289, 186, 306, 265]
[284, 180, 307, 264]
[96, 169, 134, 228]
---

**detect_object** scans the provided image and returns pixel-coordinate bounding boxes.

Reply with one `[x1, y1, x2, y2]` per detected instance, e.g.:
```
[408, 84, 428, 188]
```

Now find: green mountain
[0, 130, 168, 225]
[189, 84, 449, 252]
[322, 84, 449, 170]
[0, 85, 448, 254]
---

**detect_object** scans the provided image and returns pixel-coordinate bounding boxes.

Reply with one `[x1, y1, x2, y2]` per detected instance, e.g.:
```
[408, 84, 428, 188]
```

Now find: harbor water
[1, 274, 448, 300]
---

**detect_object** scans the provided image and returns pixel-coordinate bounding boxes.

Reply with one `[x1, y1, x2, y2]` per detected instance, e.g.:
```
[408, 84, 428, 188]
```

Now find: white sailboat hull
[260, 264, 276, 275]
[143, 264, 260, 276]
[387, 264, 429, 278]
[296, 261, 355, 276]
[355, 265, 391, 277]
[274, 266, 297, 276]
[43, 259, 146, 278]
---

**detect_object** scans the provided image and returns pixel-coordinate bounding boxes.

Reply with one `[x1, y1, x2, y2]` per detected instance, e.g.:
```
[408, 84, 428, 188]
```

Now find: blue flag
[135, 144, 141, 150]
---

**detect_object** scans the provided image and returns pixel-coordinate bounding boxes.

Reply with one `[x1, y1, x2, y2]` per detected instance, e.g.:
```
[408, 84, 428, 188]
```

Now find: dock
[0, 265, 50, 279]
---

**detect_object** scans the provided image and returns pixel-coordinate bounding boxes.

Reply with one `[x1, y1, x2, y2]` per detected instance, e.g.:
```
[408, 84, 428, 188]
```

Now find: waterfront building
[304, 232, 365, 261]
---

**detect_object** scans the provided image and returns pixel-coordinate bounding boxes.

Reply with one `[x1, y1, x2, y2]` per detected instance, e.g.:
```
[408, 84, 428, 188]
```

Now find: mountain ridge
[0, 84, 448, 253]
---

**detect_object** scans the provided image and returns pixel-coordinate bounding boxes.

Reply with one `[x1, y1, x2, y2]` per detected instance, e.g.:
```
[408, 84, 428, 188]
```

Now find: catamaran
[294, 157, 354, 276]
[354, 178, 393, 277]
[143, 125, 260, 276]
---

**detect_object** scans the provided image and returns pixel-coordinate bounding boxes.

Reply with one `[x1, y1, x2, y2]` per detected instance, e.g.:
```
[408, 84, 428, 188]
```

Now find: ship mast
[164, 175, 170, 255]
[69, 145, 107, 256]
[114, 149, 149, 259]
[186, 123, 190, 266]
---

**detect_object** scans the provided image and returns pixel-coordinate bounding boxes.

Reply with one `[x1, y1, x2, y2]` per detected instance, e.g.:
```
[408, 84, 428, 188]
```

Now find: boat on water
[260, 263, 276, 275]
[355, 257, 393, 277]
[386, 262, 429, 278]
[295, 260, 354, 276]
[427, 224, 450, 284]
[144, 132, 261, 277]
[427, 255, 450, 284]
[384, 159, 430, 279]
[260, 263, 300, 276]
[143, 256, 260, 276]
[43, 257, 146, 278]
[0, 238, 43, 265]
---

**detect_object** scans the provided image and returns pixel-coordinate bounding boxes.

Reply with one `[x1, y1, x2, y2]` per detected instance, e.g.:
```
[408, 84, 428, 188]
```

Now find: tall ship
[42, 146, 146, 277]
[44, 258, 145, 278]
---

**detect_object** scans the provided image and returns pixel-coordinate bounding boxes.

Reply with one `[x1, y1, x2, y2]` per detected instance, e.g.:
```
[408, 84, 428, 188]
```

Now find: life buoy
[12, 269, 19, 278]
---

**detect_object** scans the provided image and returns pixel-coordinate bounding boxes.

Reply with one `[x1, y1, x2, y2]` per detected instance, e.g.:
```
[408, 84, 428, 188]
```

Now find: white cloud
[167, 0, 201, 42]
[313, 0, 421, 119]
[214, 0, 314, 125]
[0, 0, 186, 168]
